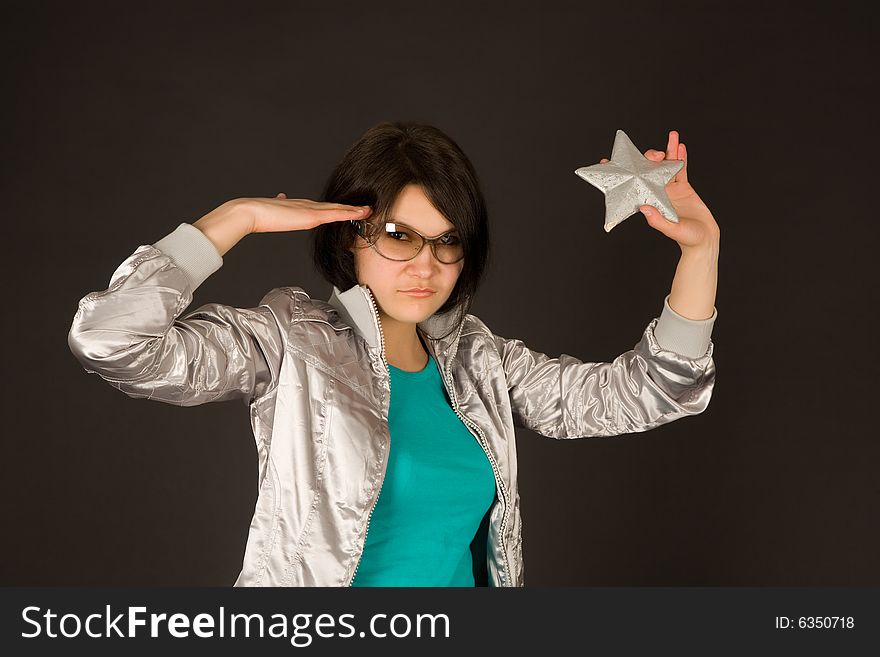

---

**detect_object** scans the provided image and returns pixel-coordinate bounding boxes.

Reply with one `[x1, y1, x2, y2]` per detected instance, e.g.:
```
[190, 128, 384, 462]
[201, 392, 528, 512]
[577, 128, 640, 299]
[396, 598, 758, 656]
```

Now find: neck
[378, 310, 429, 370]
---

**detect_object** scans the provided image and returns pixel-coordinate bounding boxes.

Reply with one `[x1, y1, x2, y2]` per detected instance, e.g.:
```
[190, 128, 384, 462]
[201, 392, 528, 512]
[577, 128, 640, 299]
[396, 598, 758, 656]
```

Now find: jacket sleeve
[492, 296, 717, 438]
[67, 222, 291, 407]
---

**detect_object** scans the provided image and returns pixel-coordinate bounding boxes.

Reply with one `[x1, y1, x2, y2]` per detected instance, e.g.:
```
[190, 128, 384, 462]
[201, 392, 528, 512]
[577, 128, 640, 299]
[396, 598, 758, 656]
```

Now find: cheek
[440, 265, 464, 294]
[451, 263, 464, 285]
[358, 251, 400, 287]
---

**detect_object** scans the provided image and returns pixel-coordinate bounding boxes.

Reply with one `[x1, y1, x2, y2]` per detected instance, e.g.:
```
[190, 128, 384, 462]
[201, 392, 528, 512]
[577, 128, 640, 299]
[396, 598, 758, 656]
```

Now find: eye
[384, 223, 416, 241]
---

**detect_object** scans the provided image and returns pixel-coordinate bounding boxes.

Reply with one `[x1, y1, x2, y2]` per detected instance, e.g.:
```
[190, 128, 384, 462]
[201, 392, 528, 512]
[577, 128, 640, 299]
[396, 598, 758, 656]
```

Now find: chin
[384, 297, 444, 322]
[392, 307, 437, 324]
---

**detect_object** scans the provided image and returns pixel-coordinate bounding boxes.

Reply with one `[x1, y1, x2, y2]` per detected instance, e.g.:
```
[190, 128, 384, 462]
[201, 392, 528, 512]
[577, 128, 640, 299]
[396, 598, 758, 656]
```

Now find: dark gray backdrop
[2, 1, 875, 585]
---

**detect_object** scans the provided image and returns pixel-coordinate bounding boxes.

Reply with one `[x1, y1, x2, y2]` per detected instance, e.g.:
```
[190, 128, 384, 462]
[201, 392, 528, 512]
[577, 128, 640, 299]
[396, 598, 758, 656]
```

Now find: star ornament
[575, 130, 684, 233]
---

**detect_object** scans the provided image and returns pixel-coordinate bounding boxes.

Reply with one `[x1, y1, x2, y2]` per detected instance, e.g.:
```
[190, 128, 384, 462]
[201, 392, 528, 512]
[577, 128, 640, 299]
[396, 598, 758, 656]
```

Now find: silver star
[575, 130, 684, 233]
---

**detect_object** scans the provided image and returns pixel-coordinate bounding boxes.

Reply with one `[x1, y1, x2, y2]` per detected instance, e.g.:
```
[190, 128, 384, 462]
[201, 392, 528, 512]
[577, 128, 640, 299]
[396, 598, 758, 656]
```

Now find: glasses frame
[349, 219, 465, 264]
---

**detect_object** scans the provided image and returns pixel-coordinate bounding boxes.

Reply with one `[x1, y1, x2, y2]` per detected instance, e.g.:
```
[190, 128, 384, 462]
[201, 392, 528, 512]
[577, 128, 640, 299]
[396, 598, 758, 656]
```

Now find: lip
[399, 289, 435, 297]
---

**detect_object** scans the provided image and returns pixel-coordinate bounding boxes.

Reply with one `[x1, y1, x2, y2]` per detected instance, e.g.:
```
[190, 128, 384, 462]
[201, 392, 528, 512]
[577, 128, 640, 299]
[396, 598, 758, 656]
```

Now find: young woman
[67, 121, 719, 587]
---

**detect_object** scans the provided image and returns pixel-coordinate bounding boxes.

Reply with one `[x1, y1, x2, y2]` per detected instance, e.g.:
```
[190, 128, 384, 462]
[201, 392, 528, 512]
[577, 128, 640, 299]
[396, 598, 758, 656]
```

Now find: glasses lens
[434, 233, 464, 263]
[374, 223, 464, 263]
[374, 224, 421, 260]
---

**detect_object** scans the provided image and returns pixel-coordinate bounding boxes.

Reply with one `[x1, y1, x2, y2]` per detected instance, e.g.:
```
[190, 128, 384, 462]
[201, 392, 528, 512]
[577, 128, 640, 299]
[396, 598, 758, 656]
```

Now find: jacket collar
[326, 284, 465, 355]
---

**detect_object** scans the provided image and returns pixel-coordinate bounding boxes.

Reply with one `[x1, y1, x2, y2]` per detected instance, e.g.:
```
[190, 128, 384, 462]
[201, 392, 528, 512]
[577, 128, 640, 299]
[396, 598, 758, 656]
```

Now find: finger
[640, 204, 681, 239]
[336, 206, 372, 220]
[323, 208, 370, 224]
[321, 202, 366, 211]
[340, 207, 370, 216]
[678, 142, 688, 184]
[276, 192, 286, 199]
[667, 130, 679, 161]
[317, 204, 372, 219]
[644, 149, 665, 161]
[600, 158, 609, 164]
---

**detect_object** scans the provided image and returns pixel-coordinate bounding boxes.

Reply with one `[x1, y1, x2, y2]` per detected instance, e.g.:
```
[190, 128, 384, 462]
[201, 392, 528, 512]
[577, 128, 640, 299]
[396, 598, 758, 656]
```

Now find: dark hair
[311, 121, 490, 338]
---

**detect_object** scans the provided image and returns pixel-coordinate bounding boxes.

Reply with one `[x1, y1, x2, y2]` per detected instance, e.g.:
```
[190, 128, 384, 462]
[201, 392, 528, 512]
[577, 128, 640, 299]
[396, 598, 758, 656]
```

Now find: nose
[406, 240, 443, 271]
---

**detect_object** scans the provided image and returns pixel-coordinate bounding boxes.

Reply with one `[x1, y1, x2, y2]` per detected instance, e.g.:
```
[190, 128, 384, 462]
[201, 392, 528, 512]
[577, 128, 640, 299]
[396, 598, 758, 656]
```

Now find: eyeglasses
[350, 219, 464, 264]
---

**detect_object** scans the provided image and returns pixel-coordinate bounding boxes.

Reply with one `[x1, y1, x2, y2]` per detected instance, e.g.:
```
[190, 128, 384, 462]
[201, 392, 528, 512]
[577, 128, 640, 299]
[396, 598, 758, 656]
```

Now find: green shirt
[350, 354, 497, 586]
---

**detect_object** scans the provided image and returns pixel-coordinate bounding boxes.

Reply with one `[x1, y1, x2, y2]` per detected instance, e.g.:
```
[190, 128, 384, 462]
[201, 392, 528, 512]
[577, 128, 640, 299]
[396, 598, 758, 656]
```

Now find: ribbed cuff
[152, 222, 223, 292]
[653, 294, 717, 359]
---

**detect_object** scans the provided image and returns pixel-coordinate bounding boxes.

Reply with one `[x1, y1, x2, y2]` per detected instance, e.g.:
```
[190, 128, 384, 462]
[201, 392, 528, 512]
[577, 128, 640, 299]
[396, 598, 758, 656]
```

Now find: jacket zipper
[356, 287, 512, 586]
[347, 287, 513, 587]
[349, 285, 390, 586]
[439, 347, 513, 587]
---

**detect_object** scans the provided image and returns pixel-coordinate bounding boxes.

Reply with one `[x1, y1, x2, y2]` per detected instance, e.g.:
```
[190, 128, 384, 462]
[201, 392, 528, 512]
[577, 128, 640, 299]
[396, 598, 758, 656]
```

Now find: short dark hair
[311, 121, 491, 333]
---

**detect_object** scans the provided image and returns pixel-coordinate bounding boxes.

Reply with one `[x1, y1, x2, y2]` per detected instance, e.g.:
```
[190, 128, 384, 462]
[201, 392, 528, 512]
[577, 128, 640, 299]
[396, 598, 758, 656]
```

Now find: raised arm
[493, 296, 717, 438]
[67, 219, 287, 406]
[67, 197, 372, 407]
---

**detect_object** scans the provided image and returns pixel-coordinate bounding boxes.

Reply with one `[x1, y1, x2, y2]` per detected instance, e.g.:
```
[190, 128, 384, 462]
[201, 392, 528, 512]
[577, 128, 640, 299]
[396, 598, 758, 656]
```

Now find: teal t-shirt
[350, 354, 497, 586]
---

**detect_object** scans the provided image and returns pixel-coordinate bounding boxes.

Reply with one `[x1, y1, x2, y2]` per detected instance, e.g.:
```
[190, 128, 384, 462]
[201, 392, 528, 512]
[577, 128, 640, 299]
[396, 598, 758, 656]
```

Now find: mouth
[399, 289, 436, 297]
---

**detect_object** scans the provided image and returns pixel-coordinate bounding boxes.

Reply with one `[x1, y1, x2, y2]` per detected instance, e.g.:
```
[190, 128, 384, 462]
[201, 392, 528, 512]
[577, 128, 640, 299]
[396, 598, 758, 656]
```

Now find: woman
[67, 121, 719, 587]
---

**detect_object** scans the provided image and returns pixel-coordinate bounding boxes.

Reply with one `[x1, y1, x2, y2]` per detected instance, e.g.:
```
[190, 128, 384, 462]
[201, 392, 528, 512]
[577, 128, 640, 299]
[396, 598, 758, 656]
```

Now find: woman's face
[350, 184, 464, 327]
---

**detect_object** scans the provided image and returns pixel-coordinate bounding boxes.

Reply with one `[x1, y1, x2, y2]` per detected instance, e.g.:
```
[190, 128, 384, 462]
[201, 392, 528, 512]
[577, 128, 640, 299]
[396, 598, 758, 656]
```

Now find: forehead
[387, 184, 456, 234]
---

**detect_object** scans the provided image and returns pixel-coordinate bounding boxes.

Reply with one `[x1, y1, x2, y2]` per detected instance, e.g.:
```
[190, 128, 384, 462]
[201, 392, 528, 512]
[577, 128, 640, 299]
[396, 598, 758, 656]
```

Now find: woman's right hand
[193, 195, 372, 257]
[243, 193, 373, 234]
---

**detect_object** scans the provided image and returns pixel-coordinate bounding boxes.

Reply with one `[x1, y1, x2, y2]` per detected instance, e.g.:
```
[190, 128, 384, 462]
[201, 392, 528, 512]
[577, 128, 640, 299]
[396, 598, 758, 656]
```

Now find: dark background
[1, 1, 875, 586]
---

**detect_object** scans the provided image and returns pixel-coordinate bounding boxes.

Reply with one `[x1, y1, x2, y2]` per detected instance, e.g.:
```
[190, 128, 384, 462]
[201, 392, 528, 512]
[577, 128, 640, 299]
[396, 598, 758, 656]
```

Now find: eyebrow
[386, 219, 458, 238]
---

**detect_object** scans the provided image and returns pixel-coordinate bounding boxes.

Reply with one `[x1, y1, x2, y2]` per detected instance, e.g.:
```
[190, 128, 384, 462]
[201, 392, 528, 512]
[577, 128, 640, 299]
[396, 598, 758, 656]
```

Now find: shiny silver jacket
[67, 223, 718, 587]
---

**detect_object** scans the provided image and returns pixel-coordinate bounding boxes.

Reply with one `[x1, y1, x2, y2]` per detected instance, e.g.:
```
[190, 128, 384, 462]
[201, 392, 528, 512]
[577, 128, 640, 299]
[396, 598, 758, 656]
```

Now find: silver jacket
[67, 223, 718, 587]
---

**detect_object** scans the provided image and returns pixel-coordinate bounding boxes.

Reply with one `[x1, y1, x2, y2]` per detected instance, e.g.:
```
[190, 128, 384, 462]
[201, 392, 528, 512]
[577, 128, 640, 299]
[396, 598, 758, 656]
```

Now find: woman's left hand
[600, 130, 720, 253]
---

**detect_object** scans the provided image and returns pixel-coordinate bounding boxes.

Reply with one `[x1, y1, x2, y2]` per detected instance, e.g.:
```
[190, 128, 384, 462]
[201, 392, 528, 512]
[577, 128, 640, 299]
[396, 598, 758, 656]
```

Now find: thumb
[640, 205, 676, 236]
